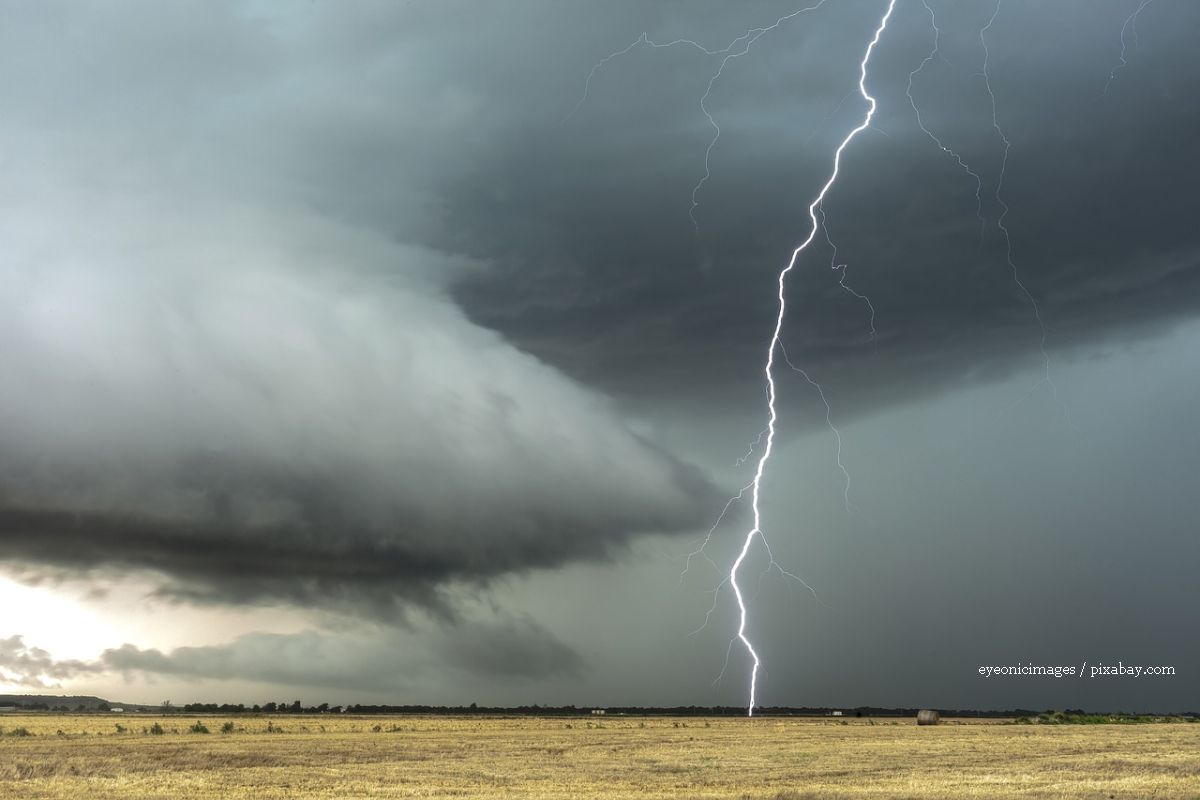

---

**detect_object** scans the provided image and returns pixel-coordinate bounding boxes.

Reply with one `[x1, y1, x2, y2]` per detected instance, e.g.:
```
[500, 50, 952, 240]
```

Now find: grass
[0, 714, 1196, 798]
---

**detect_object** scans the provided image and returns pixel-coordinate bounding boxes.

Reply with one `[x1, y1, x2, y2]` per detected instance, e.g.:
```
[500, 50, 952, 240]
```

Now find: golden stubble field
[1, 714, 1197, 799]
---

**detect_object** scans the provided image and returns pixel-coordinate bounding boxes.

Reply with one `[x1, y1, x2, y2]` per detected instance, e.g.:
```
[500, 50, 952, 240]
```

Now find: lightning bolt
[576, 7, 862, 663]
[732, 0, 897, 716]
[1104, 0, 1157, 95]
[568, 0, 1154, 719]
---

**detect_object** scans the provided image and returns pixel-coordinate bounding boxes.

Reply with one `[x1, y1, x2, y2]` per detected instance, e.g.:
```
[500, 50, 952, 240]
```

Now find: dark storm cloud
[0, 1, 719, 613]
[434, 1, 1200, 418]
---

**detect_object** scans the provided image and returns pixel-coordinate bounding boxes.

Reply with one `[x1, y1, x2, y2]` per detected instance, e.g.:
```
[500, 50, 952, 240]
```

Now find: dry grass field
[1, 714, 1197, 799]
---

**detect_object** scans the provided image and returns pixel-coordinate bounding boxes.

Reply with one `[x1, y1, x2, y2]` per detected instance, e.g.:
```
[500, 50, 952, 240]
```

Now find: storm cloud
[0, 1, 716, 614]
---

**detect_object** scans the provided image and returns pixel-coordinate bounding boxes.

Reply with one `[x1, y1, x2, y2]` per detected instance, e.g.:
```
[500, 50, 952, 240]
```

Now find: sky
[0, 0, 1197, 713]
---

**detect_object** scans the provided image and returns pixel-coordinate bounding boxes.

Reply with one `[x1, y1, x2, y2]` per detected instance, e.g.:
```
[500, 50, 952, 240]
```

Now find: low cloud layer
[103, 618, 584, 691]
[0, 635, 97, 689]
[1, 617, 582, 693]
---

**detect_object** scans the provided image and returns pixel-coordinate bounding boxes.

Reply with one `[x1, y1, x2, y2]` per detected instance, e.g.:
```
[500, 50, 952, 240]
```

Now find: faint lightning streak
[980, 1, 1073, 428]
[688, 1, 833, 230]
[757, 535, 824, 605]
[907, 0, 986, 241]
[732, 0, 897, 717]
[692, 576, 729, 640]
[735, 428, 769, 467]
[714, 635, 738, 686]
[1104, 0, 1157, 95]
[818, 204, 877, 343]
[778, 342, 852, 514]
[568, 32, 749, 124]
[680, 483, 753, 586]
[836, 268, 877, 342]
[569, 4, 831, 228]
[568, 33, 650, 122]
[690, 32, 771, 231]
[802, 88, 856, 148]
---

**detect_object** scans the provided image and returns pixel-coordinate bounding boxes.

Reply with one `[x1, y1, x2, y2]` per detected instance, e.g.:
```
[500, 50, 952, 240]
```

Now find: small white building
[829, 711, 843, 717]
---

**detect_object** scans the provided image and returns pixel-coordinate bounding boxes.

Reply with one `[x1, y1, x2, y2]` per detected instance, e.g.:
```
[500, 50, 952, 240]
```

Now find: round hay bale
[916, 709, 940, 726]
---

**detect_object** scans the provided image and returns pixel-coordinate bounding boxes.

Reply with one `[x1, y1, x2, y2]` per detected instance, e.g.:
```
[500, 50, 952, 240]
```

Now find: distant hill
[0, 694, 157, 711]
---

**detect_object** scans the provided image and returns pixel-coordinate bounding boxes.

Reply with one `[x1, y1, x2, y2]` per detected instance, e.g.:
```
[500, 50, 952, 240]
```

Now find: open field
[1, 714, 1197, 799]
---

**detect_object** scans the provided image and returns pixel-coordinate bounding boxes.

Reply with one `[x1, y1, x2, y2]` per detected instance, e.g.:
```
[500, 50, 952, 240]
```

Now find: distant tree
[97, 702, 111, 712]
[263, 702, 277, 713]
[161, 700, 174, 712]
[290, 700, 302, 713]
